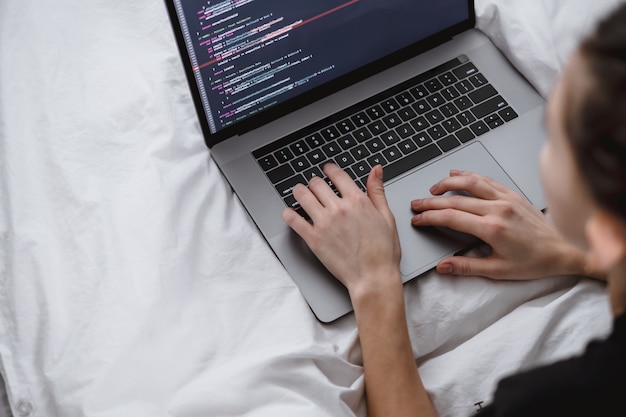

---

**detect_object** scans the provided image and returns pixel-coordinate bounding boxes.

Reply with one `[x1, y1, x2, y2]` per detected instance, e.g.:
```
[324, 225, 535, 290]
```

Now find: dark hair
[566, 3, 626, 221]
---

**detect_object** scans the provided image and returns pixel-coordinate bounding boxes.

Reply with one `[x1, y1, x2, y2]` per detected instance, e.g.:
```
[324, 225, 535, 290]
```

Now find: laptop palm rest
[385, 142, 526, 279]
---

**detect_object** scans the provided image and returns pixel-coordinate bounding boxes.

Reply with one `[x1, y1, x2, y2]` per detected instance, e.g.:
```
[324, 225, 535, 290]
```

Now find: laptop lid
[165, 0, 475, 147]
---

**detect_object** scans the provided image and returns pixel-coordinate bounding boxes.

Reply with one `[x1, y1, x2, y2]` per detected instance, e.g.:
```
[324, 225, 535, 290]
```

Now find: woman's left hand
[282, 164, 403, 299]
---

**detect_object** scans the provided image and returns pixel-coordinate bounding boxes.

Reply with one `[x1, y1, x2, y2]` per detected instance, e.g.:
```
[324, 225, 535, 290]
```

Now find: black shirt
[475, 312, 626, 416]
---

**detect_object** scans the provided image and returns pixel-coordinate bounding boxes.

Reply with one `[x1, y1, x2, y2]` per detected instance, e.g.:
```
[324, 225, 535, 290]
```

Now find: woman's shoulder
[473, 312, 626, 417]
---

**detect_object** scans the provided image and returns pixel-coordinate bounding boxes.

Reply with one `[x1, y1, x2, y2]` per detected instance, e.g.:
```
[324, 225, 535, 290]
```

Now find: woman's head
[567, 3, 626, 225]
[541, 3, 626, 269]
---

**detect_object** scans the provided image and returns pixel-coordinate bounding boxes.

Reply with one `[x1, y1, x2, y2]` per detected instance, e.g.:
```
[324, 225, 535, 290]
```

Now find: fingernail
[411, 198, 422, 206]
[411, 213, 421, 224]
[438, 264, 453, 274]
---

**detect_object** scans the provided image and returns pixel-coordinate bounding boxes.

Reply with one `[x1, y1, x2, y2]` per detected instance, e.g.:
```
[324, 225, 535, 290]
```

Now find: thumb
[366, 165, 392, 215]
[436, 256, 506, 279]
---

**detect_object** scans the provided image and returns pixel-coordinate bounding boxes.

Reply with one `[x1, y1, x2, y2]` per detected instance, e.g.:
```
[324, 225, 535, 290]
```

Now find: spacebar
[382, 144, 442, 182]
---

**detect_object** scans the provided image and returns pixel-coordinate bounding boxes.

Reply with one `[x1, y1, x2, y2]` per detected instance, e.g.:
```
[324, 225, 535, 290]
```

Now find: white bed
[0, 1, 622, 416]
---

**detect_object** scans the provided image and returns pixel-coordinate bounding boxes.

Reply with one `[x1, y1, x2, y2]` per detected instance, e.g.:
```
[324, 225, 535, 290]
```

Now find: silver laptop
[165, 0, 547, 322]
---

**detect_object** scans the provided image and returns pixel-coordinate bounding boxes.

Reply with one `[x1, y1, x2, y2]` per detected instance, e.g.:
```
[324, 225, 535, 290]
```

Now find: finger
[308, 176, 339, 207]
[282, 206, 314, 238]
[411, 194, 491, 216]
[436, 256, 510, 279]
[366, 165, 392, 216]
[449, 170, 512, 194]
[323, 163, 361, 197]
[429, 173, 502, 200]
[411, 207, 485, 239]
[292, 183, 324, 221]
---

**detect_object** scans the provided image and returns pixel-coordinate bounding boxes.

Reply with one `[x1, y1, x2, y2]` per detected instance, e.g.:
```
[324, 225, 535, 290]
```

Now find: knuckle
[484, 217, 506, 236]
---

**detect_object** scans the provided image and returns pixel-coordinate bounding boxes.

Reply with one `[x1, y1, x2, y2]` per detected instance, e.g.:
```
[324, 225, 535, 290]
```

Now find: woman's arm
[410, 170, 606, 281]
[282, 164, 437, 417]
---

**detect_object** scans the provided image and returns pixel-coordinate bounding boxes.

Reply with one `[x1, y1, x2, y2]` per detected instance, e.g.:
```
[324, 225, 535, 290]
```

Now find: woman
[282, 4, 626, 416]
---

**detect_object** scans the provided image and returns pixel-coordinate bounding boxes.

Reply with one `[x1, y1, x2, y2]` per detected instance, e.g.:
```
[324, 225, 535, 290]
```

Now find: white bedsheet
[0, 1, 621, 416]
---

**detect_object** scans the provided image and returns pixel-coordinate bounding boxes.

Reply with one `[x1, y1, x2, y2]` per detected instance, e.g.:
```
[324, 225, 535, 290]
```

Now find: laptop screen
[169, 0, 472, 144]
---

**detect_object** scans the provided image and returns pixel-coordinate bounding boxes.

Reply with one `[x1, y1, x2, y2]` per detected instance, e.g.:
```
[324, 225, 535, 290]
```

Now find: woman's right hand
[410, 170, 596, 280]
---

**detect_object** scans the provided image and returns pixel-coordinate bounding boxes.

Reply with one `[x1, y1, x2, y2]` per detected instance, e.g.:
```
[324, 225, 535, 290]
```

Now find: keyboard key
[267, 163, 295, 184]
[427, 125, 446, 140]
[454, 96, 473, 111]
[350, 144, 370, 160]
[335, 152, 355, 168]
[426, 92, 445, 108]
[258, 154, 278, 171]
[383, 144, 442, 182]
[365, 105, 384, 120]
[413, 132, 432, 147]
[439, 103, 459, 118]
[283, 193, 300, 210]
[398, 107, 417, 122]
[291, 156, 311, 171]
[410, 84, 429, 99]
[344, 166, 358, 180]
[455, 127, 475, 143]
[365, 137, 384, 153]
[368, 120, 386, 136]
[276, 174, 306, 196]
[425, 109, 444, 124]
[438, 71, 458, 86]
[322, 141, 341, 157]
[410, 116, 430, 132]
[455, 79, 474, 94]
[485, 114, 505, 129]
[353, 126, 373, 141]
[352, 111, 371, 126]
[321, 126, 341, 141]
[381, 98, 400, 113]
[470, 120, 489, 136]
[398, 138, 418, 155]
[381, 131, 401, 146]
[338, 134, 358, 150]
[469, 73, 488, 88]
[383, 113, 402, 129]
[498, 107, 518, 122]
[438, 135, 461, 152]
[290, 140, 309, 155]
[471, 95, 508, 119]
[395, 92, 415, 106]
[396, 123, 416, 139]
[352, 161, 371, 177]
[412, 99, 431, 114]
[382, 146, 402, 162]
[305, 133, 324, 148]
[275, 148, 294, 163]
[367, 153, 387, 167]
[306, 149, 325, 165]
[442, 118, 462, 133]
[303, 166, 324, 180]
[456, 111, 476, 126]
[452, 62, 478, 79]
[425, 78, 444, 93]
[468, 84, 497, 104]
[337, 119, 356, 133]
[441, 86, 461, 101]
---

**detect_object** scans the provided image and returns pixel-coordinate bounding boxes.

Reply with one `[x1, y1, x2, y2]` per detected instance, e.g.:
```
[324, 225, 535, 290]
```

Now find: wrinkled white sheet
[0, 1, 621, 416]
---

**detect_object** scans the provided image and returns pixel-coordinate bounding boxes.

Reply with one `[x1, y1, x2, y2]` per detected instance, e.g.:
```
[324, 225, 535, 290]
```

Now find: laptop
[164, 0, 547, 322]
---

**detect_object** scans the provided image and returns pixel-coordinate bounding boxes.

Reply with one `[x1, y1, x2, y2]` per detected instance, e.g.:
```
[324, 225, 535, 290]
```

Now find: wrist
[557, 243, 607, 281]
[348, 268, 404, 312]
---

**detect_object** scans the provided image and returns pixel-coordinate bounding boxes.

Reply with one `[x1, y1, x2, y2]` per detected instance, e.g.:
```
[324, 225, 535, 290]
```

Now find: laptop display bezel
[163, 0, 476, 148]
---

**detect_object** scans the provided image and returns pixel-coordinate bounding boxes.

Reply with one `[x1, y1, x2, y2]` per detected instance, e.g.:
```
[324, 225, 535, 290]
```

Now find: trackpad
[384, 142, 526, 280]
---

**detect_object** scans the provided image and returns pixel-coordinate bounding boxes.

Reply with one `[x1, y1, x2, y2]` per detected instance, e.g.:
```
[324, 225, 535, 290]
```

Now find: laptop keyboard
[252, 55, 518, 218]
